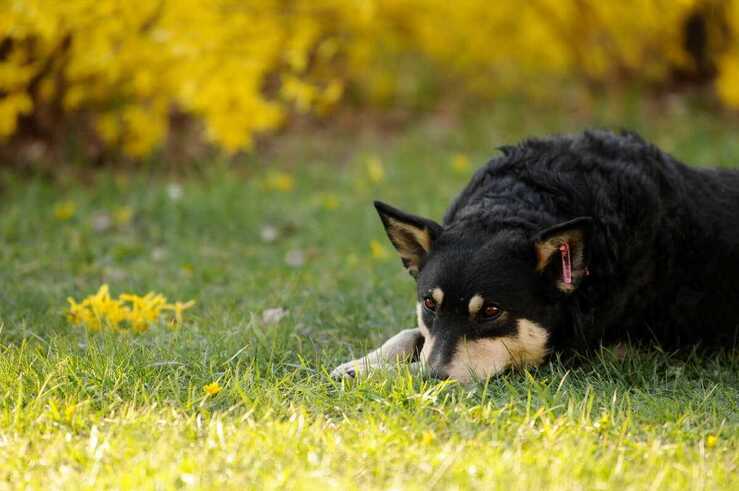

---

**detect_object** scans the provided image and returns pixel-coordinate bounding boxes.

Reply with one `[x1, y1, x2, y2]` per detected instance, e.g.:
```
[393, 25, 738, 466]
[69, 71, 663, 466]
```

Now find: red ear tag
[560, 242, 572, 285]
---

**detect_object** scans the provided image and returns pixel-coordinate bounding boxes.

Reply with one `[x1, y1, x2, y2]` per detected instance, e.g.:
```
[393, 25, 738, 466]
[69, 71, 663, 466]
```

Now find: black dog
[333, 130, 739, 382]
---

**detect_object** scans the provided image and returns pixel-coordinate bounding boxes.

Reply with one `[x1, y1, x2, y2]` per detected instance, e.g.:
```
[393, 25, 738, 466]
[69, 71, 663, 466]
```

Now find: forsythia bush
[718, 0, 739, 107]
[0, 0, 737, 158]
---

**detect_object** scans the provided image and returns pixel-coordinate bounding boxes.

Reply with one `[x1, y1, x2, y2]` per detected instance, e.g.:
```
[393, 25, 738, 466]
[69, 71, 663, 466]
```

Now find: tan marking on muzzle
[444, 319, 550, 383]
[515, 319, 550, 365]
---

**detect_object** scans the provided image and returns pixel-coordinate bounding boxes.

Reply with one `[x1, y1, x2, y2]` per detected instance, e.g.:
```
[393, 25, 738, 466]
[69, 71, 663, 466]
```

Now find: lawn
[1, 100, 737, 490]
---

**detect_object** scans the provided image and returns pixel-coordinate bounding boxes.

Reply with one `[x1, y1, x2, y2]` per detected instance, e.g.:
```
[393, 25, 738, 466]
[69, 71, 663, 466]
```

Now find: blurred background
[1, 0, 738, 168]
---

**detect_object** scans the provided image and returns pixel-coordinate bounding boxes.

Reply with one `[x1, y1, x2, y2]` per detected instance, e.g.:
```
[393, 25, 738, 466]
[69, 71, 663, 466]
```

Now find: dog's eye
[481, 305, 502, 320]
[423, 297, 437, 312]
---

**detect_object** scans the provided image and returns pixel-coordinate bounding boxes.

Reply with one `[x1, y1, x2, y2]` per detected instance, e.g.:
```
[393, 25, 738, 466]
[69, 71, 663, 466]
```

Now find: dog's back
[445, 130, 739, 348]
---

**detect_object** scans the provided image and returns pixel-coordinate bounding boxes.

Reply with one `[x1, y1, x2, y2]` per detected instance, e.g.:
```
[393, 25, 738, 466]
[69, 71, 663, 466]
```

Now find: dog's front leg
[331, 328, 424, 378]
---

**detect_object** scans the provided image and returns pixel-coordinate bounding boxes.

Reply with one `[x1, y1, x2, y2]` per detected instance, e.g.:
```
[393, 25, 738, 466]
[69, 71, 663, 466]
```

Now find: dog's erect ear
[534, 217, 592, 293]
[374, 201, 442, 277]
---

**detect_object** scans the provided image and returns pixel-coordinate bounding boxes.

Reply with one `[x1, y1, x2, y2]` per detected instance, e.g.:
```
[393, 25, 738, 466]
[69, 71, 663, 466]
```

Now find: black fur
[382, 130, 739, 358]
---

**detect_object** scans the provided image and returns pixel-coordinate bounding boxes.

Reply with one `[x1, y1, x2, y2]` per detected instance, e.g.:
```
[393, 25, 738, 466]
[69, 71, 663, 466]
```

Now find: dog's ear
[374, 201, 442, 278]
[533, 217, 592, 293]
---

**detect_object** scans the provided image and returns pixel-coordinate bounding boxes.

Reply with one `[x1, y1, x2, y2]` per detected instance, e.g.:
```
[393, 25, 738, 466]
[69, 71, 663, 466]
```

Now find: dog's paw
[330, 360, 364, 379]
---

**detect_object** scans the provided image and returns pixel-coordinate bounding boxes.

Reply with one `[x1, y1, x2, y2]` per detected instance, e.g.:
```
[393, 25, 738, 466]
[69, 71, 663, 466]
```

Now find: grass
[0, 98, 738, 490]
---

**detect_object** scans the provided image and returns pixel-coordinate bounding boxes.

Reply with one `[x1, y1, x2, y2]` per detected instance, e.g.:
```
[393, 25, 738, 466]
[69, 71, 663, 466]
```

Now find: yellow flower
[165, 300, 196, 325]
[366, 157, 385, 183]
[264, 172, 295, 192]
[203, 382, 222, 395]
[316, 79, 344, 114]
[53, 201, 77, 221]
[66, 285, 194, 333]
[0, 92, 32, 136]
[67, 298, 88, 326]
[706, 435, 718, 448]
[451, 154, 471, 174]
[113, 206, 133, 226]
[716, 54, 739, 108]
[319, 193, 340, 210]
[370, 240, 390, 260]
[421, 431, 435, 445]
[281, 75, 317, 113]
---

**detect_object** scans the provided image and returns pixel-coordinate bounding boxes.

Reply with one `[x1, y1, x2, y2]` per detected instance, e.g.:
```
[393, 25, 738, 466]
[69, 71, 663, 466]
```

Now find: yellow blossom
[366, 157, 385, 183]
[53, 201, 77, 221]
[706, 435, 718, 448]
[451, 154, 471, 174]
[315, 79, 345, 114]
[319, 193, 340, 210]
[281, 76, 317, 113]
[0, 92, 32, 136]
[370, 239, 390, 260]
[203, 382, 222, 395]
[421, 431, 435, 445]
[264, 172, 295, 192]
[113, 206, 133, 226]
[66, 284, 195, 333]
[164, 300, 196, 325]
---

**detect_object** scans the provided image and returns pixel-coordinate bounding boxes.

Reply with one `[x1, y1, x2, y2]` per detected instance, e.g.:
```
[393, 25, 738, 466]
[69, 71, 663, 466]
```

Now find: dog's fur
[332, 130, 739, 382]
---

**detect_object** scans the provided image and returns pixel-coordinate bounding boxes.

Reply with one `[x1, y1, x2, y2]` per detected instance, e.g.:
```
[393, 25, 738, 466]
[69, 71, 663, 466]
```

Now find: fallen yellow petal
[53, 201, 77, 221]
[265, 172, 295, 192]
[203, 382, 222, 395]
[706, 434, 718, 448]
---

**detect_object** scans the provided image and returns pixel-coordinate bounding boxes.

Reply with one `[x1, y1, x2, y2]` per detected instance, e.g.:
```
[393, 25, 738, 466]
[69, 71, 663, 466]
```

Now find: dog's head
[375, 201, 591, 382]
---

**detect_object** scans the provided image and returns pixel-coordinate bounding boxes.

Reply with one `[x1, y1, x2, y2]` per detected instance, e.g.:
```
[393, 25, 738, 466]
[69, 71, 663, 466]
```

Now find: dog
[332, 130, 739, 382]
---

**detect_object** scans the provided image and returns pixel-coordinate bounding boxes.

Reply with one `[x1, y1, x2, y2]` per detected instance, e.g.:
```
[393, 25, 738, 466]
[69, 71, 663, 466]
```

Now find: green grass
[1, 99, 738, 490]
